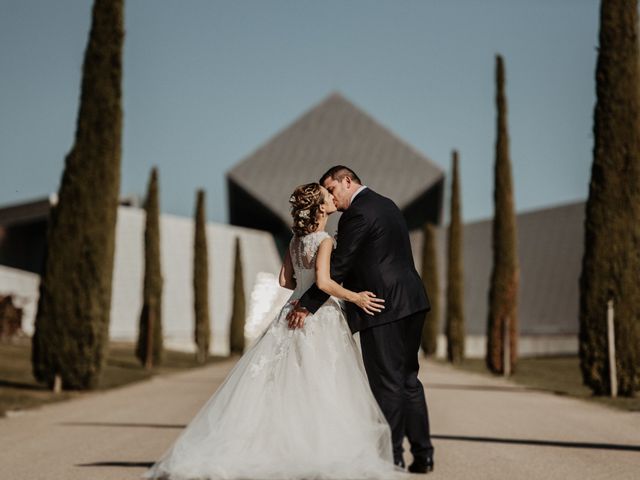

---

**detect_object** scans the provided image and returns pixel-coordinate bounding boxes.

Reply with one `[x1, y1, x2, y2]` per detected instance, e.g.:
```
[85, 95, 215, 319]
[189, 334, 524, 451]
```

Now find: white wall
[1, 206, 289, 355]
[110, 207, 288, 355]
[0, 208, 581, 358]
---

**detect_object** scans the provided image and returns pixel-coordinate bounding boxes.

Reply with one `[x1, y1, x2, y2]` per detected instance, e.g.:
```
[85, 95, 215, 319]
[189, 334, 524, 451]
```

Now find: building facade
[0, 197, 286, 355]
[227, 93, 445, 252]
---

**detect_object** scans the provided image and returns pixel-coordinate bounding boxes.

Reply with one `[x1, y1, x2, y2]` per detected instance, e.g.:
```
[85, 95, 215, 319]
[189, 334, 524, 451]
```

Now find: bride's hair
[289, 183, 324, 236]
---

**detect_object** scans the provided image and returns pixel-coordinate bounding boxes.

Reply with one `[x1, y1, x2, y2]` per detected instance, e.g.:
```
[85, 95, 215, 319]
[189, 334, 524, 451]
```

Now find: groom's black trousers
[359, 311, 433, 464]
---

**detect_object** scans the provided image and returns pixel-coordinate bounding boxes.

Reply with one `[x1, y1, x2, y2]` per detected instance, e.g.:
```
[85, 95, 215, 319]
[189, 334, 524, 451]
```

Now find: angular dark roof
[411, 200, 586, 336]
[227, 93, 444, 226]
[0, 194, 140, 228]
[0, 197, 52, 227]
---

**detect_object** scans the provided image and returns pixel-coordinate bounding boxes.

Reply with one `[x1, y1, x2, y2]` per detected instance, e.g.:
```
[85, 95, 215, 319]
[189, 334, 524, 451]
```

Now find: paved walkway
[1, 357, 639, 480]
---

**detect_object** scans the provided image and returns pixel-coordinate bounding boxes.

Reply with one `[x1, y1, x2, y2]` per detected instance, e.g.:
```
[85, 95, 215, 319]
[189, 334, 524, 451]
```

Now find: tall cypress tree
[229, 237, 245, 355]
[579, 0, 640, 396]
[486, 54, 519, 375]
[421, 223, 440, 356]
[136, 167, 164, 367]
[445, 150, 465, 363]
[193, 190, 211, 363]
[31, 0, 124, 390]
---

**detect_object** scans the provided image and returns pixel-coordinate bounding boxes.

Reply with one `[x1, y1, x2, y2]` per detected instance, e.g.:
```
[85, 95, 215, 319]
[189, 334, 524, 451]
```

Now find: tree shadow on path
[76, 461, 154, 468]
[433, 434, 640, 452]
[0, 379, 49, 391]
[426, 383, 553, 393]
[61, 421, 185, 429]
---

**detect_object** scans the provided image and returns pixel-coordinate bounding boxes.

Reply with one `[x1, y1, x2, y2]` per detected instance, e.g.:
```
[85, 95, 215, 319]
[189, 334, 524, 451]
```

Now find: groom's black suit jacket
[298, 188, 430, 333]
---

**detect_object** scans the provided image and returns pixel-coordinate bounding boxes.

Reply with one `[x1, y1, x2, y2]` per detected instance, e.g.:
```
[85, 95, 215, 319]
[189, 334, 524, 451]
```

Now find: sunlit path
[1, 357, 639, 479]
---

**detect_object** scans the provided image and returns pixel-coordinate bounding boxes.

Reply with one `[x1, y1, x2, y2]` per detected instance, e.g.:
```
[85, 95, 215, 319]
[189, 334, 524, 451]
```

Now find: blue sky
[1, 0, 600, 224]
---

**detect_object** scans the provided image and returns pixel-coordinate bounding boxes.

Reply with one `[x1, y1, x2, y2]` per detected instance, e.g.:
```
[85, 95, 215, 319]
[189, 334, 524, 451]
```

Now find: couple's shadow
[78, 432, 640, 470]
[65, 421, 183, 469]
[64, 420, 640, 469]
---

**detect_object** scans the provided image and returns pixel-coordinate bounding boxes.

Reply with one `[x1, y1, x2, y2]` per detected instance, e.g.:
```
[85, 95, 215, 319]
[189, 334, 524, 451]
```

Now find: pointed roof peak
[324, 90, 348, 101]
[227, 94, 444, 225]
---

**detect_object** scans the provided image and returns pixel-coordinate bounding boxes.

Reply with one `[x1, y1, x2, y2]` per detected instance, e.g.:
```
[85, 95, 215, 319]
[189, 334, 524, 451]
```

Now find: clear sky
[1, 0, 601, 224]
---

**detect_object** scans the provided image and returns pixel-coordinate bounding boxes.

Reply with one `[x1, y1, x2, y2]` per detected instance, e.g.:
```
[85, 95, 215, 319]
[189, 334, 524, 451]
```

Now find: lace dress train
[142, 232, 402, 480]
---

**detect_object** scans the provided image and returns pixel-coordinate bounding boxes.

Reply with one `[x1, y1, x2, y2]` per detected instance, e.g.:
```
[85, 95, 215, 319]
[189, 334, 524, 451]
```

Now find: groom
[287, 166, 435, 473]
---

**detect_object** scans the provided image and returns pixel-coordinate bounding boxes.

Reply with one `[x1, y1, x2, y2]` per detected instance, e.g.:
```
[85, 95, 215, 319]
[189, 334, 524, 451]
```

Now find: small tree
[579, 0, 640, 396]
[136, 167, 164, 368]
[31, 0, 124, 390]
[193, 190, 211, 363]
[421, 223, 440, 356]
[445, 150, 465, 363]
[486, 54, 519, 375]
[229, 237, 245, 355]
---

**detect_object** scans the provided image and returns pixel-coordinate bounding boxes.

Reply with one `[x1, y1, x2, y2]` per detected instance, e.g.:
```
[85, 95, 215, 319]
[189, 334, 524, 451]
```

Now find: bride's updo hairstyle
[289, 183, 324, 236]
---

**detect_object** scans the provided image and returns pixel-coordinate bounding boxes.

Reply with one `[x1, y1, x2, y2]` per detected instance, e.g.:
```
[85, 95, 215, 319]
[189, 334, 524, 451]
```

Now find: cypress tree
[421, 223, 440, 356]
[136, 167, 164, 367]
[193, 189, 211, 363]
[445, 150, 465, 363]
[486, 54, 519, 375]
[229, 237, 245, 355]
[579, 0, 640, 396]
[31, 0, 124, 390]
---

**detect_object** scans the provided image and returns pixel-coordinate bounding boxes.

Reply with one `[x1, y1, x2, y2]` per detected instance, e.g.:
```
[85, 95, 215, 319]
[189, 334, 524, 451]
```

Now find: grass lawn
[439, 356, 640, 412]
[0, 337, 227, 418]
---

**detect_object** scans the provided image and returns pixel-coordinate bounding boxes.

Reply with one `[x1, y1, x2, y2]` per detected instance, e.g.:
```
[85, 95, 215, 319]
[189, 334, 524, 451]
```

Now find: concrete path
[1, 357, 639, 480]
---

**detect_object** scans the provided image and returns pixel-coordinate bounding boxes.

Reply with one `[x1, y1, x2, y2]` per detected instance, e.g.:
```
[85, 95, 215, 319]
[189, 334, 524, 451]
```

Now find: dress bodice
[288, 231, 334, 299]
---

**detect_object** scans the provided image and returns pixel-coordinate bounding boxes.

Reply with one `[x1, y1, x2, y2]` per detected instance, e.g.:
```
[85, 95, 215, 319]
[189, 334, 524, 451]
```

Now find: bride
[142, 183, 405, 480]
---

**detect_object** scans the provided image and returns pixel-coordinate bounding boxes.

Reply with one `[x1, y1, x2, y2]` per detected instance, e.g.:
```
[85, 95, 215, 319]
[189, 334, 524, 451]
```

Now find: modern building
[410, 200, 585, 357]
[0, 196, 286, 355]
[2, 93, 588, 358]
[226, 92, 586, 358]
[227, 93, 445, 252]
[0, 196, 52, 274]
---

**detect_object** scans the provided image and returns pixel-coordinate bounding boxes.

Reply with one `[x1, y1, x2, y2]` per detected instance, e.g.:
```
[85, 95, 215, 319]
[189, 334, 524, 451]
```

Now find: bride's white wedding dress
[142, 231, 402, 480]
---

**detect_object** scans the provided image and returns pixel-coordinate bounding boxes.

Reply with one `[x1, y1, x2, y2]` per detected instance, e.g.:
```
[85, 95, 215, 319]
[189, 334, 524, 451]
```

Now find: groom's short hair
[319, 166, 362, 185]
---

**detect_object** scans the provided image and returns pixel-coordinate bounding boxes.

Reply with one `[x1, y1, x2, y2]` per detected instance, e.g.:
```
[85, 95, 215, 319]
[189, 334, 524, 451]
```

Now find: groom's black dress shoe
[408, 456, 434, 474]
